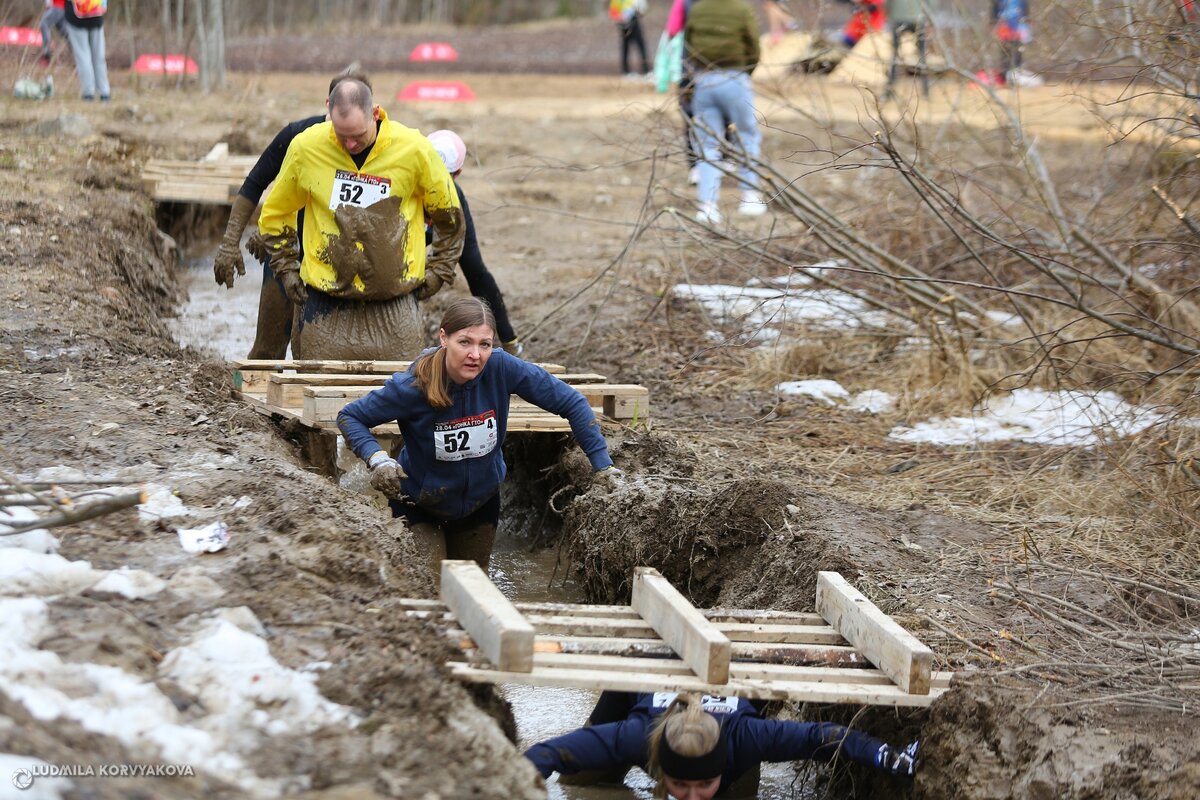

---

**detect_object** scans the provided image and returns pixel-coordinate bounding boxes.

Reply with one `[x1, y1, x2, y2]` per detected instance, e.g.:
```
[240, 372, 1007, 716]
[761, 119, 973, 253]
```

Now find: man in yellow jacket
[257, 78, 465, 360]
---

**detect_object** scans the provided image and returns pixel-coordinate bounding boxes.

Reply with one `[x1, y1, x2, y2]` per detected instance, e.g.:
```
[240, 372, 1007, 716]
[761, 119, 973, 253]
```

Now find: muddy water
[172, 255, 812, 798]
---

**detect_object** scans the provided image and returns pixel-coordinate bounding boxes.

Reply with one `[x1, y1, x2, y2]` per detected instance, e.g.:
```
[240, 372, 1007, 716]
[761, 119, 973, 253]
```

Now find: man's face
[331, 105, 378, 155]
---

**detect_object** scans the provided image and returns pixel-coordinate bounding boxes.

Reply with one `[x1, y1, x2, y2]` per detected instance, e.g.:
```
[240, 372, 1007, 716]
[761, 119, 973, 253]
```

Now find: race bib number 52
[329, 169, 391, 209]
[434, 411, 498, 461]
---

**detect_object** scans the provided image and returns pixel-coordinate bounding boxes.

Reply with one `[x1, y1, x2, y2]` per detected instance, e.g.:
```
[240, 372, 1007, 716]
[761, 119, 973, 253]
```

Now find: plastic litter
[176, 522, 229, 554]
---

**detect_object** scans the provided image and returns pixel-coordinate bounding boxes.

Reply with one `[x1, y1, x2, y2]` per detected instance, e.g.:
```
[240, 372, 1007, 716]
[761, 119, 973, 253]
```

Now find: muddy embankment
[1, 120, 543, 799]
[3, 110, 1198, 800]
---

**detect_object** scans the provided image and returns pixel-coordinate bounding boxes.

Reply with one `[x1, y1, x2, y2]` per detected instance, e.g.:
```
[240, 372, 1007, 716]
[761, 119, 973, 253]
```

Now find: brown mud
[2, 23, 1198, 800]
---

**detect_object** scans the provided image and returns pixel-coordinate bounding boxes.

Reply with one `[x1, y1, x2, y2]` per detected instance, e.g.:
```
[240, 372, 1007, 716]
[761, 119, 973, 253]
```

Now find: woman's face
[440, 323, 494, 384]
[663, 776, 721, 800]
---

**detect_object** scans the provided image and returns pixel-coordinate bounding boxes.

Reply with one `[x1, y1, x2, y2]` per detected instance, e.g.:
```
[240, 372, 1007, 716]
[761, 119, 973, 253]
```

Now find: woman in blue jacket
[524, 692, 919, 799]
[337, 297, 619, 573]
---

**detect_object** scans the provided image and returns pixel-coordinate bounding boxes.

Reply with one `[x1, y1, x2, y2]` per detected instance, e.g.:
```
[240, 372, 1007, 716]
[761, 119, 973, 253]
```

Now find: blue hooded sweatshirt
[523, 693, 890, 790]
[337, 349, 613, 520]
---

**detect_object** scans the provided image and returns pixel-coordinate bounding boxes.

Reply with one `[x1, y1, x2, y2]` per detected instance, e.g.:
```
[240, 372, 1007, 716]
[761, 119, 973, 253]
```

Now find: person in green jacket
[685, 0, 767, 225]
[884, 0, 930, 99]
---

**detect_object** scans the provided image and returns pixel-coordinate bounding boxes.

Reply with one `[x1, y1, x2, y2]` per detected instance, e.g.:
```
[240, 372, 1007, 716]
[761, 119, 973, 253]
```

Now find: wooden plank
[448, 663, 947, 708]
[267, 374, 387, 407]
[816, 571, 934, 695]
[416, 612, 846, 644]
[150, 181, 238, 204]
[451, 632, 863, 666]
[230, 358, 567, 374]
[399, 597, 829, 627]
[632, 567, 732, 683]
[531, 652, 954, 688]
[525, 616, 844, 645]
[440, 560, 534, 673]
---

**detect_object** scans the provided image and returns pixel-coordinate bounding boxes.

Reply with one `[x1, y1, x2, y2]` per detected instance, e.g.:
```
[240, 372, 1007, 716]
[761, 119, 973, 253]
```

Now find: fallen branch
[0, 491, 144, 536]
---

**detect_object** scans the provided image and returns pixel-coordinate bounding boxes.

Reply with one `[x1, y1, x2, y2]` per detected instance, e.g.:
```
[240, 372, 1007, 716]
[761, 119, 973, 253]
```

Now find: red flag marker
[133, 54, 199, 75]
[409, 42, 459, 62]
[1, 27, 42, 46]
[398, 81, 476, 102]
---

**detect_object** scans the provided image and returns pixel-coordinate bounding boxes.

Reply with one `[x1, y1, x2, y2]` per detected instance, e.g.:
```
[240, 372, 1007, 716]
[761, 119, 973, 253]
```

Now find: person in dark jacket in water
[337, 297, 621, 575]
[524, 691, 920, 799]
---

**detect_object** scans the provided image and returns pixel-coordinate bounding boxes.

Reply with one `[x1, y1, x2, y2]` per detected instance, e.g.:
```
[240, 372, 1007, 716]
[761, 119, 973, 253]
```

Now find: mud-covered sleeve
[523, 720, 648, 779]
[421, 145, 466, 285]
[238, 115, 323, 203]
[507, 356, 613, 471]
[257, 136, 308, 239]
[734, 719, 885, 770]
[336, 376, 411, 463]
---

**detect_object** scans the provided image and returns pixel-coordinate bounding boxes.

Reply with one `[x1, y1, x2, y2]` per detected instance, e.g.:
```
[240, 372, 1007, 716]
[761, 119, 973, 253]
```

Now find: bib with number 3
[329, 169, 392, 210]
[435, 411, 499, 461]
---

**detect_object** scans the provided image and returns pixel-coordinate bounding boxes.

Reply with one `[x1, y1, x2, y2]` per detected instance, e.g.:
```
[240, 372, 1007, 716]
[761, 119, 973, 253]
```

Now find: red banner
[133, 54, 199, 75]
[409, 42, 458, 62]
[0, 27, 42, 46]
[398, 81, 476, 102]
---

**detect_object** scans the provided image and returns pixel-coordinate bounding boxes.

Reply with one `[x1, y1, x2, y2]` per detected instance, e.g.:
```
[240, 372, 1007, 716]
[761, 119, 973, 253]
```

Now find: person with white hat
[425, 129, 524, 356]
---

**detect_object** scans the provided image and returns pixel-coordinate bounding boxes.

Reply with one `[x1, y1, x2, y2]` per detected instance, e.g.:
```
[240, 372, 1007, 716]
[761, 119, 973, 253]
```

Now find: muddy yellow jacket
[258, 107, 464, 300]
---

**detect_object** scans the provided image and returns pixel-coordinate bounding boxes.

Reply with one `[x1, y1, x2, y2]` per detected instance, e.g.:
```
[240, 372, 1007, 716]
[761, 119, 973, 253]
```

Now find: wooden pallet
[142, 149, 257, 205]
[231, 358, 651, 435]
[414, 565, 950, 707]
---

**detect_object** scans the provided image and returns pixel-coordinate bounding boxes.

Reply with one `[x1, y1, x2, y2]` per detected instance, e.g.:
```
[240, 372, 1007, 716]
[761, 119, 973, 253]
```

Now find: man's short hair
[329, 79, 373, 118]
[328, 69, 372, 97]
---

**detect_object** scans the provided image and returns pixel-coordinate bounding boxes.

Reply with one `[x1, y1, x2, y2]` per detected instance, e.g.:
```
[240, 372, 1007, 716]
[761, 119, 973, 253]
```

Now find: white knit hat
[427, 129, 466, 173]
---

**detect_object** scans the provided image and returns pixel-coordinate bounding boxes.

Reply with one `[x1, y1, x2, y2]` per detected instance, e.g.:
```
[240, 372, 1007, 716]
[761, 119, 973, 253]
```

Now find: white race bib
[434, 411, 499, 462]
[651, 693, 740, 714]
[329, 169, 391, 210]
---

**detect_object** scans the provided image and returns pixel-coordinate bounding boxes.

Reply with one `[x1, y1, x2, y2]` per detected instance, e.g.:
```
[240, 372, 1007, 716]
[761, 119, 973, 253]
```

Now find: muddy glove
[501, 337, 523, 357]
[593, 465, 624, 492]
[368, 451, 407, 498]
[213, 195, 257, 288]
[416, 271, 446, 301]
[876, 741, 920, 778]
[279, 271, 309, 306]
[261, 229, 307, 305]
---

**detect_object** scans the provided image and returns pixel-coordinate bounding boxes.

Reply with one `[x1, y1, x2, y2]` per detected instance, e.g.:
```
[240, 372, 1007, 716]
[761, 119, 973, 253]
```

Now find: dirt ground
[2, 19, 1198, 800]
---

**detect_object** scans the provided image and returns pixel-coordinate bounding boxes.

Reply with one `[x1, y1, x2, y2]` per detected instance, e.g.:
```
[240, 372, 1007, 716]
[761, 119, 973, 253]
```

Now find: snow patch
[0, 599, 358, 797]
[0, 549, 165, 599]
[889, 388, 1166, 447]
[137, 484, 191, 521]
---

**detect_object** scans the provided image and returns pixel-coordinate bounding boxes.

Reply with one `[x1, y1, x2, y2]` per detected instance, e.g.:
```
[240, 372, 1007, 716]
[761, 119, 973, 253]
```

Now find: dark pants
[887, 23, 929, 95]
[459, 261, 516, 343]
[619, 17, 649, 75]
[247, 258, 293, 360]
[391, 493, 500, 575]
[999, 40, 1023, 78]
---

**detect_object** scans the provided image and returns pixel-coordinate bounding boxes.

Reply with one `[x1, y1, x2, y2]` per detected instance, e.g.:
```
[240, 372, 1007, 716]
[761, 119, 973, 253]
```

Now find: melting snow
[889, 388, 1166, 447]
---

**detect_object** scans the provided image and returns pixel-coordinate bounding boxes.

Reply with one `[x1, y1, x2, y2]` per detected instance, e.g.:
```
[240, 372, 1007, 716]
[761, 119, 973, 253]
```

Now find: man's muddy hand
[280, 271, 309, 305]
[213, 239, 246, 288]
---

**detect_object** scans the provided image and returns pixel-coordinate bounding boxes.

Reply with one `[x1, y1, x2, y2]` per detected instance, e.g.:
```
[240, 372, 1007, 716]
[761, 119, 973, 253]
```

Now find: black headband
[658, 727, 727, 781]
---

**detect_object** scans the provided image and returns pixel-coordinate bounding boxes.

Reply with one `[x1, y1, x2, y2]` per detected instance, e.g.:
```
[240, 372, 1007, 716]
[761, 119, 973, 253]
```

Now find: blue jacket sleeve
[336, 373, 418, 463]
[523, 719, 648, 779]
[503, 355, 613, 471]
[731, 719, 885, 770]
[237, 114, 325, 203]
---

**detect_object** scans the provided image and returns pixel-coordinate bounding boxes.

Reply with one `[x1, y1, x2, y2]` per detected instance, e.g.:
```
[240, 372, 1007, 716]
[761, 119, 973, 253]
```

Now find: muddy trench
[170, 241, 867, 799]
